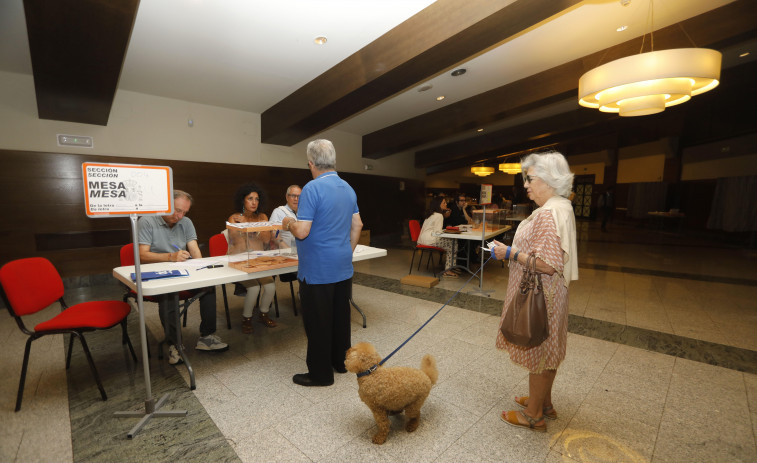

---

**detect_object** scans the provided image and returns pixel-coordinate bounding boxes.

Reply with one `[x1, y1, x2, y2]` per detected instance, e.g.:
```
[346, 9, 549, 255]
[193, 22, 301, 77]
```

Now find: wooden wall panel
[0, 149, 424, 277]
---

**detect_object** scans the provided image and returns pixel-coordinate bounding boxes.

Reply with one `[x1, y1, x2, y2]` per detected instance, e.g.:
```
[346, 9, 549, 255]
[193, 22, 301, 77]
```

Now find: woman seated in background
[418, 196, 459, 278]
[228, 183, 277, 333]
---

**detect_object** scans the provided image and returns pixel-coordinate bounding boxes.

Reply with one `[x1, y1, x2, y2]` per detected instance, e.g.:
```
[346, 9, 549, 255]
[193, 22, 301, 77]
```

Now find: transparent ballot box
[225, 222, 297, 273]
[471, 209, 505, 231]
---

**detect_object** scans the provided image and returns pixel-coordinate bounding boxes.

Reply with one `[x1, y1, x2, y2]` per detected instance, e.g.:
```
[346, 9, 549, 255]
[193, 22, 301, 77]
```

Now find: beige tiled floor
[2, 222, 756, 462]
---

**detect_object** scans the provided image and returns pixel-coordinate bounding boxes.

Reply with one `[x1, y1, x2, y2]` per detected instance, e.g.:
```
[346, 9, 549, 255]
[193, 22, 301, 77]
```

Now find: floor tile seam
[578, 263, 757, 287]
[354, 274, 757, 374]
[650, 357, 676, 461]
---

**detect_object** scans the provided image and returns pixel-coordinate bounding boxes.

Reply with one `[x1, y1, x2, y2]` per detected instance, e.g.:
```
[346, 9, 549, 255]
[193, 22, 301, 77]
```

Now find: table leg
[164, 293, 196, 390]
[349, 281, 366, 328]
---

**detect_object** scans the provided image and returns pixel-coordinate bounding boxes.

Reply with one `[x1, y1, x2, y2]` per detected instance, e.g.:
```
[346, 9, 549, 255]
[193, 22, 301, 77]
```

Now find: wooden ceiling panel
[364, 0, 757, 163]
[23, 0, 139, 125]
[260, 0, 582, 146]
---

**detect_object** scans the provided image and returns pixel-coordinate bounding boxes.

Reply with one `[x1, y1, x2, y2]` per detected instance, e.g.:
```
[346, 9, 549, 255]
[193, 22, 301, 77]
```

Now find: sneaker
[168, 345, 183, 365]
[196, 334, 229, 352]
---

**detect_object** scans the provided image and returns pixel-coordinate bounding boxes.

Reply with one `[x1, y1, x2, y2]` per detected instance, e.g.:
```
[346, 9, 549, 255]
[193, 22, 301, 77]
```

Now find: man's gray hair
[307, 139, 337, 170]
[286, 184, 301, 195]
[174, 189, 194, 204]
[520, 151, 574, 198]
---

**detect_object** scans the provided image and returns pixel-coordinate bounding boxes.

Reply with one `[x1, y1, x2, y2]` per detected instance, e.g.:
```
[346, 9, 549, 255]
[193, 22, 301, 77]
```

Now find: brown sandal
[514, 395, 557, 420]
[257, 313, 277, 328]
[241, 316, 254, 334]
[500, 410, 546, 432]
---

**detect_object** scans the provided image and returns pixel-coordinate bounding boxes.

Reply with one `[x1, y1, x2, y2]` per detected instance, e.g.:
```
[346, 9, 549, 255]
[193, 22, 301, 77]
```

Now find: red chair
[0, 257, 136, 411]
[408, 219, 445, 274]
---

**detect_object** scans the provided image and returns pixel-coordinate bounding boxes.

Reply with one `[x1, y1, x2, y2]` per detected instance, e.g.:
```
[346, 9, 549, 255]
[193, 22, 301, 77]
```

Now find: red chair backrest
[209, 233, 228, 257]
[409, 220, 422, 242]
[0, 257, 64, 316]
[120, 243, 135, 266]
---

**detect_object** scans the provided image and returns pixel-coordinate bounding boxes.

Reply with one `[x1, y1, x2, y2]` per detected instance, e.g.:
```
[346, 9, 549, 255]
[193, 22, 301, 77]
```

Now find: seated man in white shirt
[270, 185, 301, 251]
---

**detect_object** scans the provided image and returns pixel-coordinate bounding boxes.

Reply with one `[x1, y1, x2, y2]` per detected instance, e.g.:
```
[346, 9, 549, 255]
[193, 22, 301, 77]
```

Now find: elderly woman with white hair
[491, 151, 578, 432]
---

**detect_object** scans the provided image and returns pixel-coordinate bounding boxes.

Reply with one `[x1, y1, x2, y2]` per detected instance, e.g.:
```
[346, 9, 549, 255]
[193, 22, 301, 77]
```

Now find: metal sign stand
[469, 204, 494, 297]
[113, 214, 187, 438]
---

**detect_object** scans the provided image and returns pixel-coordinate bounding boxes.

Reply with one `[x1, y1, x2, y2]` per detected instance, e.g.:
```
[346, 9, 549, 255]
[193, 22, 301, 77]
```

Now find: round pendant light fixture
[578, 48, 721, 117]
[471, 166, 495, 177]
[498, 163, 521, 174]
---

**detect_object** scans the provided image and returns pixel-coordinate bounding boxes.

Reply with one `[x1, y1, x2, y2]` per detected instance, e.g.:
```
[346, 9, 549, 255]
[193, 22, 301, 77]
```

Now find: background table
[437, 226, 512, 275]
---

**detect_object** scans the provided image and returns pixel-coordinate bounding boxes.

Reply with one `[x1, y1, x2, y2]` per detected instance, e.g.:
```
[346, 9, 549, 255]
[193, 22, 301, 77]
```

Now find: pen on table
[197, 264, 223, 271]
[171, 244, 192, 258]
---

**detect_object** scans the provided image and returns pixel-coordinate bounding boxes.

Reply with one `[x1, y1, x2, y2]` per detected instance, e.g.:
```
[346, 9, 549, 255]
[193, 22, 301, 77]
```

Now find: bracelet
[512, 250, 520, 262]
[505, 246, 511, 260]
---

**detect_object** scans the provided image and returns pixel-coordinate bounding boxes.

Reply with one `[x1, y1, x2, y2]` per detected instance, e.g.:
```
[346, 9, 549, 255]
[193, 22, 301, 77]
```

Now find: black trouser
[299, 278, 352, 383]
[158, 287, 217, 345]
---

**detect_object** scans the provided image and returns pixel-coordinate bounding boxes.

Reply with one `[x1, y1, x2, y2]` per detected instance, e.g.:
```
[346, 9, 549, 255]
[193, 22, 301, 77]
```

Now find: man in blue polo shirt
[281, 139, 363, 387]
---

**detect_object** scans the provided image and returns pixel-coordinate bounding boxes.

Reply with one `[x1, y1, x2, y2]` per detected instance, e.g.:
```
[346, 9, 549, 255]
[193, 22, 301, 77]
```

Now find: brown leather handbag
[500, 254, 549, 347]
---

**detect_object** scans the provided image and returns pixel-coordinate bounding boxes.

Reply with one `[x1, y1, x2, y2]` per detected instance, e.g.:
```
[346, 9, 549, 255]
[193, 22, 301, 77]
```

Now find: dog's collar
[356, 364, 379, 378]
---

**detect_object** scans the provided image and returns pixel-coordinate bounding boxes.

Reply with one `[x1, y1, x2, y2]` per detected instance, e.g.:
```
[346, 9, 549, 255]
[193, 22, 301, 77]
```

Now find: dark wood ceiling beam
[422, 60, 757, 175]
[23, 0, 139, 126]
[363, 0, 757, 160]
[260, 0, 582, 146]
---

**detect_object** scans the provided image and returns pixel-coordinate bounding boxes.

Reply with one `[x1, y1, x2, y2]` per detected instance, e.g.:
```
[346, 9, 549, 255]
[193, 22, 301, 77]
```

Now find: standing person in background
[281, 139, 363, 387]
[270, 185, 301, 251]
[599, 185, 615, 232]
[227, 183, 277, 333]
[490, 151, 578, 432]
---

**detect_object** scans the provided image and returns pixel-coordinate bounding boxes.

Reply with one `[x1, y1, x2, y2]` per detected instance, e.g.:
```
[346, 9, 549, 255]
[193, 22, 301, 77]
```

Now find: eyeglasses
[457, 198, 465, 202]
[523, 175, 537, 183]
[287, 194, 300, 198]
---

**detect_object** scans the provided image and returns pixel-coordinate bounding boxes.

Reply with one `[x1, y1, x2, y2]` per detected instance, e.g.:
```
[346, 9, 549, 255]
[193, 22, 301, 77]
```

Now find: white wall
[0, 70, 422, 179]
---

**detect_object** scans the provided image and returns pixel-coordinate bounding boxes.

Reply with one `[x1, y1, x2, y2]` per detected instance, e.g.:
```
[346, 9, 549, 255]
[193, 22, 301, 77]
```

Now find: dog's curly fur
[345, 342, 438, 444]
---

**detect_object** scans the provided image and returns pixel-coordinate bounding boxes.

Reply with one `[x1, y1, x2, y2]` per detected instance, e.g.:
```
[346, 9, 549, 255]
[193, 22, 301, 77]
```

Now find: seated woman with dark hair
[227, 183, 277, 333]
[418, 196, 459, 278]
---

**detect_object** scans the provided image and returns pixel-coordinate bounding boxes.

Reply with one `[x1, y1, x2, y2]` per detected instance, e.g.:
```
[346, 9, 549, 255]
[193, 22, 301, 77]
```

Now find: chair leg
[418, 250, 425, 271]
[66, 333, 75, 369]
[121, 319, 138, 363]
[182, 300, 189, 327]
[289, 281, 298, 316]
[15, 337, 35, 412]
[273, 289, 280, 318]
[73, 332, 107, 401]
[409, 249, 417, 274]
[221, 284, 231, 329]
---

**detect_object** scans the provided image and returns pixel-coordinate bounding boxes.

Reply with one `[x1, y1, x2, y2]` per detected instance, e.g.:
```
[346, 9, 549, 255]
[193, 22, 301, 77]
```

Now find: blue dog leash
[357, 254, 495, 378]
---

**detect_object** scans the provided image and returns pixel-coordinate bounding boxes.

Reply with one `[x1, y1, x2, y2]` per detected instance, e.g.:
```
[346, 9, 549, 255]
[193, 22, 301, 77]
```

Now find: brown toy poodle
[345, 342, 438, 444]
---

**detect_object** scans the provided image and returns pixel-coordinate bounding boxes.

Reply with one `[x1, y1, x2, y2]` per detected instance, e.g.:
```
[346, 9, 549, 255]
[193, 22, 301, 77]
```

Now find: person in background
[227, 183, 277, 333]
[491, 151, 578, 432]
[444, 193, 472, 228]
[270, 184, 301, 251]
[418, 196, 459, 278]
[138, 189, 228, 365]
[281, 139, 363, 387]
[598, 185, 615, 232]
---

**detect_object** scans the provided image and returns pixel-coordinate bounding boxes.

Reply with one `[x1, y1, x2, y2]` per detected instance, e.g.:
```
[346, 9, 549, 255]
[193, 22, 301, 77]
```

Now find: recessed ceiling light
[418, 84, 433, 92]
[740, 52, 751, 58]
[451, 68, 466, 77]
[616, 25, 628, 32]
[314, 36, 327, 45]
[436, 95, 445, 101]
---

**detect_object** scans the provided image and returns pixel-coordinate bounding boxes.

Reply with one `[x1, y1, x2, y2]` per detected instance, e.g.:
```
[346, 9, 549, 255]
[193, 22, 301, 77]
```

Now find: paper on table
[169, 256, 227, 269]
[354, 244, 370, 253]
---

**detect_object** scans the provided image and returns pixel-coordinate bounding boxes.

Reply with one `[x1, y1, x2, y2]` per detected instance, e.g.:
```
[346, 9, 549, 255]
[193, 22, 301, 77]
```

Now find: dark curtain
[707, 176, 757, 232]
[626, 182, 667, 219]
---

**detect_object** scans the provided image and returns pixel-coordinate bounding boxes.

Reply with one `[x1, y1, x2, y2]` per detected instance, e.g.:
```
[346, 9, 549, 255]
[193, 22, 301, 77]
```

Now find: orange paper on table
[229, 256, 298, 273]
